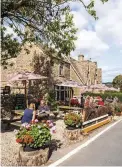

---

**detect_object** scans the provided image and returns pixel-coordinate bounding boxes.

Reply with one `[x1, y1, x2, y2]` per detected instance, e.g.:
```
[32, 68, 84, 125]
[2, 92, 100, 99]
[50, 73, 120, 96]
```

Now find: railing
[83, 114, 108, 126]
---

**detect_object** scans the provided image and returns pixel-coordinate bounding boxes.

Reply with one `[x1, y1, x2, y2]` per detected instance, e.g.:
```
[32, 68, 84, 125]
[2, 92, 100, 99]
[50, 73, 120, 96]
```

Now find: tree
[1, 0, 108, 68]
[113, 75, 122, 91]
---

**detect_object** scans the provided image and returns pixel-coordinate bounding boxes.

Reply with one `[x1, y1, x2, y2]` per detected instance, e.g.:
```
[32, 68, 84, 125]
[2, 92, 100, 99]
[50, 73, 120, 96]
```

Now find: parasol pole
[24, 80, 28, 108]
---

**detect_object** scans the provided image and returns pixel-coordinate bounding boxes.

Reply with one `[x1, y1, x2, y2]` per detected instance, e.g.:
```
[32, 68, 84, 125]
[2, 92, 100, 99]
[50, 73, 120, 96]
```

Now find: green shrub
[115, 103, 122, 113]
[47, 90, 58, 111]
[84, 92, 122, 102]
[64, 113, 82, 128]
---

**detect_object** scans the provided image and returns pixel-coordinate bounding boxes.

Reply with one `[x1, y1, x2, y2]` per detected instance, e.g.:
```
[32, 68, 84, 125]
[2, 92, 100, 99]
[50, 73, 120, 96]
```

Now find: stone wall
[97, 68, 102, 84]
[70, 55, 102, 96]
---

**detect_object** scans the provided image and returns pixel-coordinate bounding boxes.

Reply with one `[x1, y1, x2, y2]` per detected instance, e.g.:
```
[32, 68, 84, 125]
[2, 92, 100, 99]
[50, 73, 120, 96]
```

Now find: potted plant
[64, 112, 82, 130]
[15, 120, 51, 165]
[16, 120, 51, 150]
[70, 98, 80, 107]
[115, 104, 122, 116]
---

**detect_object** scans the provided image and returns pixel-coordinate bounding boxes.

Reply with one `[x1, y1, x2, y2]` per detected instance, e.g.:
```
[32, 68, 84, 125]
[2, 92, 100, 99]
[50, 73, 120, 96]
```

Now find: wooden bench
[1, 110, 24, 128]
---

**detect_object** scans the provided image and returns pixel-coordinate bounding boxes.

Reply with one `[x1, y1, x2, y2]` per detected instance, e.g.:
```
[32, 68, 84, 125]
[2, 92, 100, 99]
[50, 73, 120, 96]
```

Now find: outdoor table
[12, 110, 24, 116]
[58, 106, 82, 112]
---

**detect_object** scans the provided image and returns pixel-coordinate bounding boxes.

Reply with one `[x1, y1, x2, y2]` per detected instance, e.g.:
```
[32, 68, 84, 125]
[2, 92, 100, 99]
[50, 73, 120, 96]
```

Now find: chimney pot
[78, 55, 84, 61]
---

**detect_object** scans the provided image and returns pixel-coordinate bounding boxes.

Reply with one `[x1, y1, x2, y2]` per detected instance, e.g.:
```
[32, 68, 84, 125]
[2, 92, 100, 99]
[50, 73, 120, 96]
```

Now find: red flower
[23, 135, 34, 144]
[16, 138, 23, 143]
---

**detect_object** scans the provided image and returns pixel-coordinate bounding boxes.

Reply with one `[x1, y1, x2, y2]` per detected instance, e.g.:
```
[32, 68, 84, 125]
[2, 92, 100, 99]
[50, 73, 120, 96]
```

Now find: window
[59, 64, 63, 76]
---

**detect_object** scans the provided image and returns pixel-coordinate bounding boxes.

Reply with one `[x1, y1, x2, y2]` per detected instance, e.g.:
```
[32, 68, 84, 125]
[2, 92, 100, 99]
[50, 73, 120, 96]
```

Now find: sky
[69, 0, 122, 83]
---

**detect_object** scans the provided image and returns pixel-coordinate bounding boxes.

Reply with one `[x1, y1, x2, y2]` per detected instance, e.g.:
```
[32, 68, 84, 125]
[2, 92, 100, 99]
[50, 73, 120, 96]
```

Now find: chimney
[78, 55, 84, 61]
[94, 61, 97, 65]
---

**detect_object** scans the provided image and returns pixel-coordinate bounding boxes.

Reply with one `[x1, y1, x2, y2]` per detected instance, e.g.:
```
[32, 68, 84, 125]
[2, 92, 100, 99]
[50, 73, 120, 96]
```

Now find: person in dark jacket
[21, 100, 36, 124]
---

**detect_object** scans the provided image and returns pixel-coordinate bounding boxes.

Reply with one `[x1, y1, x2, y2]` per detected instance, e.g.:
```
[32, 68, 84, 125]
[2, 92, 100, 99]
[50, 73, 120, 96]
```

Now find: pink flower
[50, 126, 56, 134]
[26, 124, 31, 129]
[35, 119, 38, 123]
[49, 123, 53, 128]
[47, 120, 51, 124]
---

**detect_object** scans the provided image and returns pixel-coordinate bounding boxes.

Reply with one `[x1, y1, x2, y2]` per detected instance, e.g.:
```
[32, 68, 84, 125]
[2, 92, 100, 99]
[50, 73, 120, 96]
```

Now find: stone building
[1, 43, 102, 100]
[70, 55, 102, 85]
[68, 55, 102, 96]
[1, 43, 72, 100]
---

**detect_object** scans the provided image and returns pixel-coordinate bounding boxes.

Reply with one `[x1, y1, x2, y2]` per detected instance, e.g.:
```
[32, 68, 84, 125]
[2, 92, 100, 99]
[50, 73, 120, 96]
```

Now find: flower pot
[64, 128, 83, 142]
[24, 146, 40, 152]
[116, 112, 122, 116]
[17, 146, 49, 166]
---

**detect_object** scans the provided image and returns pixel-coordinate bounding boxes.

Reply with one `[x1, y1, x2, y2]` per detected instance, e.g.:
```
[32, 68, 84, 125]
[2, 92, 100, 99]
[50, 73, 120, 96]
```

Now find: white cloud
[101, 66, 122, 82]
[95, 0, 122, 47]
[70, 0, 122, 82]
[71, 11, 88, 29]
[75, 30, 109, 51]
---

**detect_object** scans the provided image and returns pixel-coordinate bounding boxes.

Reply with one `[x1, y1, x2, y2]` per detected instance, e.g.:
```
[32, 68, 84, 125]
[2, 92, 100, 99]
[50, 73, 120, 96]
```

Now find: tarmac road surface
[60, 120, 122, 166]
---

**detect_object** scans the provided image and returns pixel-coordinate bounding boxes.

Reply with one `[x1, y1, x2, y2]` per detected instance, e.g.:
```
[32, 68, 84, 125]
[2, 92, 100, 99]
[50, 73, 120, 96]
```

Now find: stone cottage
[1, 43, 102, 101]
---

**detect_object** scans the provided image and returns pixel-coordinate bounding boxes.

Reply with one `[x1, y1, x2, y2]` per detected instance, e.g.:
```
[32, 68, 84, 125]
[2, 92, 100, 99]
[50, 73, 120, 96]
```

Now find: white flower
[38, 125, 41, 129]
[14, 129, 19, 134]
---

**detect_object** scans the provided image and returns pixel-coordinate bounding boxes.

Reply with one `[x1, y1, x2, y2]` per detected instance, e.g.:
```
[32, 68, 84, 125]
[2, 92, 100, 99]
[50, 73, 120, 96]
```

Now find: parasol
[55, 80, 83, 88]
[8, 72, 47, 106]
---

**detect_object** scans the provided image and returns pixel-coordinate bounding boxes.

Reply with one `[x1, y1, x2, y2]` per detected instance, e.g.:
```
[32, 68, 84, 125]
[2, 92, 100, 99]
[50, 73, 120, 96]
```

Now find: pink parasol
[8, 72, 47, 106]
[56, 80, 83, 88]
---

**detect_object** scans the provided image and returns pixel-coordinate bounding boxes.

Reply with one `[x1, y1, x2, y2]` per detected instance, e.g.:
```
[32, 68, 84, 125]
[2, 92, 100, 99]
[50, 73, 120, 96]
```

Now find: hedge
[84, 92, 122, 102]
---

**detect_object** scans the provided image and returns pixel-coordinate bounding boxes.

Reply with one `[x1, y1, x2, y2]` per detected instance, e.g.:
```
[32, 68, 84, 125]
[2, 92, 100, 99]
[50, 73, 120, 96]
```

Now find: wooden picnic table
[12, 110, 24, 116]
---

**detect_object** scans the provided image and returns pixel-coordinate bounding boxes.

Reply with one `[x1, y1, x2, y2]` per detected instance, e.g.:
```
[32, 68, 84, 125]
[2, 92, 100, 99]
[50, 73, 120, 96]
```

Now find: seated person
[21, 100, 36, 124]
[98, 97, 104, 106]
[38, 99, 50, 116]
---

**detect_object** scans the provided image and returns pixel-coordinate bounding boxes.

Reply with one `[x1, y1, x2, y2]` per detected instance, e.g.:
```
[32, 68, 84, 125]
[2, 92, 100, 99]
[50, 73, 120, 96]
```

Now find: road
[60, 120, 122, 166]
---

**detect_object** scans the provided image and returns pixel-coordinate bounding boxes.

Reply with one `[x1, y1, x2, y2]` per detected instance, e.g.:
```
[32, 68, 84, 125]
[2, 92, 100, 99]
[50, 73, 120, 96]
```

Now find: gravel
[0, 119, 66, 166]
[1, 125, 20, 166]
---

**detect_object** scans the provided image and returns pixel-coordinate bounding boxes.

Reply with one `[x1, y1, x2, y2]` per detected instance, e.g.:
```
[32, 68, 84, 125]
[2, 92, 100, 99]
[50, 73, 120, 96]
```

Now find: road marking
[48, 118, 122, 167]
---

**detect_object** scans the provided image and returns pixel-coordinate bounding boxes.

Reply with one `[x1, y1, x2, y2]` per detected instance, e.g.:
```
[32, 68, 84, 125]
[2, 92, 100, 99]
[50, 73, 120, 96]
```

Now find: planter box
[64, 128, 83, 142]
[17, 146, 49, 166]
[116, 112, 122, 116]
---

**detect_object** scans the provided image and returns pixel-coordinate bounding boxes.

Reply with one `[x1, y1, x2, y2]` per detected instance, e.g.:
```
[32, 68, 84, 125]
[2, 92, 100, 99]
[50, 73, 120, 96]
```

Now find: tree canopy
[113, 75, 122, 91]
[1, 0, 108, 68]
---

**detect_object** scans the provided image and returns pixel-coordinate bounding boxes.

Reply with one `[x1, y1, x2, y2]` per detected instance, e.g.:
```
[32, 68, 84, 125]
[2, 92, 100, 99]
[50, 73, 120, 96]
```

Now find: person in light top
[38, 99, 50, 115]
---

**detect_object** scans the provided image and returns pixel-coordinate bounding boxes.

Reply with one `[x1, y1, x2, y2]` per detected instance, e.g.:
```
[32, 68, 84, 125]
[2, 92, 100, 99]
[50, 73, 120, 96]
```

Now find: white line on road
[48, 118, 122, 167]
